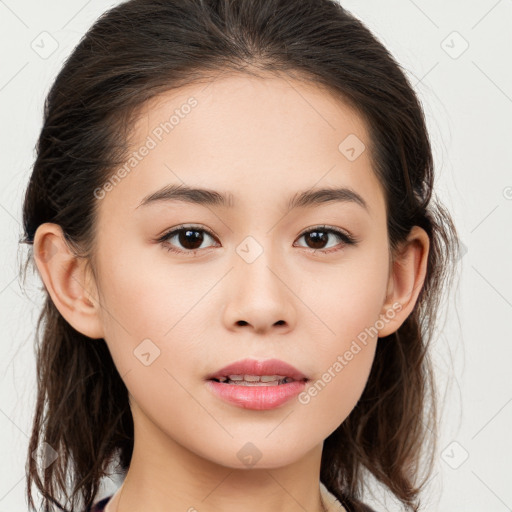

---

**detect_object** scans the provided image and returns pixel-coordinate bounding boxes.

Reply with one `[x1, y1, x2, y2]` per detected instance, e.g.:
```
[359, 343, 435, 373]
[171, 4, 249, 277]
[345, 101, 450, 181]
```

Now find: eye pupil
[305, 230, 328, 249]
[179, 229, 204, 250]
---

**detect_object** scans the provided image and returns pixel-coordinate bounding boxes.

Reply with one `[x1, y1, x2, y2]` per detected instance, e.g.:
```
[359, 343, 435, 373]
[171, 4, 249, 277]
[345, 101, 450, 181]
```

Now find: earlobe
[33, 223, 104, 339]
[377, 226, 430, 338]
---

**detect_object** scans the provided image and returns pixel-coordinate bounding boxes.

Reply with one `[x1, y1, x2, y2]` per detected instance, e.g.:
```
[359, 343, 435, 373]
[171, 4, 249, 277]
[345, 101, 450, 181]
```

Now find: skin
[33, 71, 429, 512]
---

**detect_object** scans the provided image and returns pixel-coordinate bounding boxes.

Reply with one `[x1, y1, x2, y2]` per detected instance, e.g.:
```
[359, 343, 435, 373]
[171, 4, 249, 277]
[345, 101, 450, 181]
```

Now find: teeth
[230, 374, 287, 382]
[260, 375, 284, 382]
[242, 375, 261, 382]
[216, 374, 294, 385]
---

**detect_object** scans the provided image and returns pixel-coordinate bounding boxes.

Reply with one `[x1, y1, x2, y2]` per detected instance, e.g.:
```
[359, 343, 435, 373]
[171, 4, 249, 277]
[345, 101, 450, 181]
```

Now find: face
[86, 72, 394, 468]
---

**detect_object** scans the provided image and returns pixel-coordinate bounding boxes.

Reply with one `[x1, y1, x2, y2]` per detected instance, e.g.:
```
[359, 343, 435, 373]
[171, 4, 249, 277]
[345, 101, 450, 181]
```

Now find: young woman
[19, 1, 459, 511]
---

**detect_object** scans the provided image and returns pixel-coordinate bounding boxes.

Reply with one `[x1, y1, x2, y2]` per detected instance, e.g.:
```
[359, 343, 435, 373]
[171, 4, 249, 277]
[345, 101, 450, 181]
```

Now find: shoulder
[320, 481, 378, 512]
[359, 504, 378, 512]
[85, 495, 113, 512]
[342, 502, 378, 512]
[347, 501, 379, 512]
[341, 502, 378, 512]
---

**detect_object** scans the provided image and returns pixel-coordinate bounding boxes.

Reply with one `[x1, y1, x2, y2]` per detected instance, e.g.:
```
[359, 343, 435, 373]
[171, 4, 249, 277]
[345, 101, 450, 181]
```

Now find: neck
[104, 412, 327, 512]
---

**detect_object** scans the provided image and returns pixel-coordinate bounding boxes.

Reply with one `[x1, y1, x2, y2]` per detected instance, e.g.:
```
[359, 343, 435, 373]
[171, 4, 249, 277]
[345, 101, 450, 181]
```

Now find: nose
[222, 251, 297, 335]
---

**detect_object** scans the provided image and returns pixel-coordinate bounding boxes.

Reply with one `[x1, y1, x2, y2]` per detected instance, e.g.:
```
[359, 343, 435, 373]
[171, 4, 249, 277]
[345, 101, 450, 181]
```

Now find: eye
[294, 225, 358, 254]
[157, 224, 358, 257]
[157, 225, 219, 256]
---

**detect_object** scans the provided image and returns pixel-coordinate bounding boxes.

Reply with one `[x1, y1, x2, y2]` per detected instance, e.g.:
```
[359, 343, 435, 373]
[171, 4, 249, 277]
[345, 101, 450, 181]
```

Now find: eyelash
[156, 224, 358, 257]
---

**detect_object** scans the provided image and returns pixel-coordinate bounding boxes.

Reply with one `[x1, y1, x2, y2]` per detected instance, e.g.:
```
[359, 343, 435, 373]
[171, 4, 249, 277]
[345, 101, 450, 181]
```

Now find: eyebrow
[136, 183, 369, 212]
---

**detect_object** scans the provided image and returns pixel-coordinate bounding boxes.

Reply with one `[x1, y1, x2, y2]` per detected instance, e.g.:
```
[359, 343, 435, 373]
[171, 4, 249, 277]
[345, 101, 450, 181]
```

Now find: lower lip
[205, 379, 307, 410]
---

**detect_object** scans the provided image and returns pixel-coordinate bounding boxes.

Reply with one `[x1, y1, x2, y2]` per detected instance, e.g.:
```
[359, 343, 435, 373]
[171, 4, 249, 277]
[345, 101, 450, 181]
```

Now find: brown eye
[302, 230, 330, 249]
[295, 226, 357, 254]
[175, 228, 205, 250]
[158, 225, 219, 255]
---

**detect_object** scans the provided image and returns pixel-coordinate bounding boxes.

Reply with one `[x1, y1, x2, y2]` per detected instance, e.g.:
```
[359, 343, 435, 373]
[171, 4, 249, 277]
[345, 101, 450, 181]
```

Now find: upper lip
[206, 358, 309, 381]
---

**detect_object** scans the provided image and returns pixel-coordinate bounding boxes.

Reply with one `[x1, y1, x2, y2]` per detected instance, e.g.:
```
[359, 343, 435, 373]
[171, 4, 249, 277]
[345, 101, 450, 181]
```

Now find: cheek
[94, 243, 181, 363]
[296, 284, 381, 437]
[300, 337, 377, 428]
[297, 244, 389, 351]
[292, 246, 387, 424]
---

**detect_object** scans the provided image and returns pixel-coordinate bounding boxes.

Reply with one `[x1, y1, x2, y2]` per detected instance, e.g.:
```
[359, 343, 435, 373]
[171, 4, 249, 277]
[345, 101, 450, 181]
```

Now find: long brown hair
[19, 1, 460, 511]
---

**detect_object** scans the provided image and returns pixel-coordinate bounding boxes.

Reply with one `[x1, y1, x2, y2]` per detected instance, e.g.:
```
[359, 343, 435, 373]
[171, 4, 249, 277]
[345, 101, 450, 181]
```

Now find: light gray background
[1, 1, 511, 511]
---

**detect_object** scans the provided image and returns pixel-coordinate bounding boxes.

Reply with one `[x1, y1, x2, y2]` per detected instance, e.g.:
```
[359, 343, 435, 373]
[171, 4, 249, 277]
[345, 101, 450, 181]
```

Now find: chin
[196, 436, 318, 470]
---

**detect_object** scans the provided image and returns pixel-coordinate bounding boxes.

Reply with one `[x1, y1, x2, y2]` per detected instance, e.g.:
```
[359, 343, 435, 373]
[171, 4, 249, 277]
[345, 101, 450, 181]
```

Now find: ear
[377, 225, 430, 337]
[32, 222, 104, 339]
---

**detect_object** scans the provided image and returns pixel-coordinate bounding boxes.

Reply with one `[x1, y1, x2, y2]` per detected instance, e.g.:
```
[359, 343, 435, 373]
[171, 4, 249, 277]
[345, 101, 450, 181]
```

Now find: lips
[205, 358, 309, 383]
[205, 358, 309, 410]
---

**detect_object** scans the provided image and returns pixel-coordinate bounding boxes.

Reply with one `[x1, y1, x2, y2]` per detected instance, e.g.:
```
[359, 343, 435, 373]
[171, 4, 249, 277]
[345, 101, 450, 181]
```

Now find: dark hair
[19, 0, 460, 511]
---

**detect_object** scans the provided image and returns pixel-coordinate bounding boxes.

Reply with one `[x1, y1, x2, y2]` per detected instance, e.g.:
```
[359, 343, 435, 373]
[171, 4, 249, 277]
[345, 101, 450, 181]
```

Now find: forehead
[99, 71, 386, 220]
[132, 71, 371, 157]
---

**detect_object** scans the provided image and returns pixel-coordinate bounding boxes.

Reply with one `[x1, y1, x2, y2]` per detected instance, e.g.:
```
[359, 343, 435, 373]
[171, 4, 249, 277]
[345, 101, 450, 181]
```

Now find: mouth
[209, 375, 306, 386]
[205, 358, 309, 386]
[205, 359, 310, 410]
